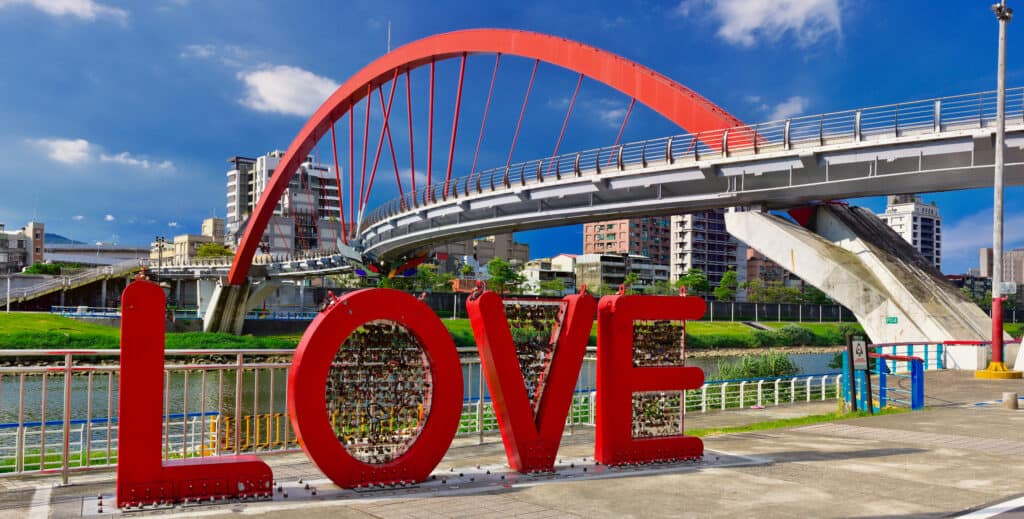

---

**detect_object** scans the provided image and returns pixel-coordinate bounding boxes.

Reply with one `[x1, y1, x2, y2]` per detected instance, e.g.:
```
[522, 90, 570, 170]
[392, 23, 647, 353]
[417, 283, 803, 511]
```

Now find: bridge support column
[100, 279, 107, 308]
[726, 205, 995, 344]
[202, 279, 282, 335]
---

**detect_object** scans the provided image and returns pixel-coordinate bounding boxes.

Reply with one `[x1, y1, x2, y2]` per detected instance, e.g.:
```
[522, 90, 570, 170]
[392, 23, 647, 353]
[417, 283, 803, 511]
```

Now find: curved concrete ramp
[725, 206, 991, 343]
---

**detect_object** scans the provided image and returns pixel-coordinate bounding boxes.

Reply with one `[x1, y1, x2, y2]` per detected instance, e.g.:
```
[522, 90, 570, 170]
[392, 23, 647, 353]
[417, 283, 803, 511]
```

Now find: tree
[676, 268, 710, 296]
[539, 278, 567, 296]
[195, 243, 234, 258]
[713, 269, 739, 301]
[487, 257, 525, 294]
[802, 285, 832, 304]
[649, 280, 674, 295]
[414, 264, 446, 292]
[742, 279, 766, 302]
[623, 272, 640, 294]
[460, 263, 475, 277]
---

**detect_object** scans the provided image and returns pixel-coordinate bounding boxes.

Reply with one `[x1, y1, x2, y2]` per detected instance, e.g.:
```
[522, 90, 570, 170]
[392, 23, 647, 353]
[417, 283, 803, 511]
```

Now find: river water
[0, 351, 840, 429]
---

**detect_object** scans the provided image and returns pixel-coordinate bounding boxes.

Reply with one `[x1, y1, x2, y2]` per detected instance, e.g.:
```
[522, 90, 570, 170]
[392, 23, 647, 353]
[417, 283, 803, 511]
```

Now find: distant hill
[44, 233, 85, 245]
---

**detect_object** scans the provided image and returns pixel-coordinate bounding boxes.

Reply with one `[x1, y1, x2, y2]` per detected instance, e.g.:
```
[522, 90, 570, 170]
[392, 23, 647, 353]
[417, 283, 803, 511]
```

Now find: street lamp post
[980, 1, 1022, 379]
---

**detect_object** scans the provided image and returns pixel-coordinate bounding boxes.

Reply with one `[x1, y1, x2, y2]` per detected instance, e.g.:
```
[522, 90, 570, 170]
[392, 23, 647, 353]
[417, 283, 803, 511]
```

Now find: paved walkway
[5, 370, 1024, 518]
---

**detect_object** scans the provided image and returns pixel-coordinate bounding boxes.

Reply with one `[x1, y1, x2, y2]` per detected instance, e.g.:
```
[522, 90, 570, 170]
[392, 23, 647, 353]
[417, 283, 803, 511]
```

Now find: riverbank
[687, 345, 843, 358]
[0, 312, 994, 354]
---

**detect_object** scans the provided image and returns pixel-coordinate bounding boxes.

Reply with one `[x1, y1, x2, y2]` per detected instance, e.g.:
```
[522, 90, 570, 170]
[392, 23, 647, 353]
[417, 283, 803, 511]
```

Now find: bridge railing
[363, 86, 1024, 231]
[1, 259, 143, 306]
[0, 348, 843, 482]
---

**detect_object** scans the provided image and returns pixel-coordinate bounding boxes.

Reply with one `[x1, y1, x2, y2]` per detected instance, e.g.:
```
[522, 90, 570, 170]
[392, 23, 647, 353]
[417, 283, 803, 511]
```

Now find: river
[0, 351, 841, 429]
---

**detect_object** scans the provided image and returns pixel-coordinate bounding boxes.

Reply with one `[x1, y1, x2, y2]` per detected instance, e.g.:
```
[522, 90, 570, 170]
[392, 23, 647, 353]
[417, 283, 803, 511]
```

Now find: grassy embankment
[0, 313, 873, 350]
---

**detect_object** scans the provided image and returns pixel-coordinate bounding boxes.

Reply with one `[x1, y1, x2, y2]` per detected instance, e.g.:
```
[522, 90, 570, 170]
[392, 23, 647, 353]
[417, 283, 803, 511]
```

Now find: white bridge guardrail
[363, 87, 1024, 227]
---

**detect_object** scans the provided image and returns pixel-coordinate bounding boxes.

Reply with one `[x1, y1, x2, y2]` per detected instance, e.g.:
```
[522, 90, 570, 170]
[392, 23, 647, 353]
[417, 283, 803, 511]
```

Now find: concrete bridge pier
[726, 205, 994, 344]
[202, 279, 282, 334]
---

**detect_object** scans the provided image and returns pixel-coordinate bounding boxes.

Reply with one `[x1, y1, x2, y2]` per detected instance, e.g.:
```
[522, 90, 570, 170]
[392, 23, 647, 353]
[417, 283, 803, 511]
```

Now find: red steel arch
[228, 28, 745, 285]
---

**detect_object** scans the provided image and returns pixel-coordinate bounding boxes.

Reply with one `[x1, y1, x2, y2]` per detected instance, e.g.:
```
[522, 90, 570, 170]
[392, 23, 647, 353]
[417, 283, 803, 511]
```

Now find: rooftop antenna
[387, 20, 392, 53]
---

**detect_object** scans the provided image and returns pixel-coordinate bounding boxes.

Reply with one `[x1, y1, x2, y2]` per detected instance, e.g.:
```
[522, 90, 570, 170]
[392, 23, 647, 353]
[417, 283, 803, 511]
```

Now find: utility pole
[5, 275, 10, 313]
[980, 1, 1021, 379]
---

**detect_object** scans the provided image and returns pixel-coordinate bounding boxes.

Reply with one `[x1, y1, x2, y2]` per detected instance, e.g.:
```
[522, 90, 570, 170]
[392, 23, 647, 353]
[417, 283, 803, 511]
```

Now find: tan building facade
[432, 233, 529, 273]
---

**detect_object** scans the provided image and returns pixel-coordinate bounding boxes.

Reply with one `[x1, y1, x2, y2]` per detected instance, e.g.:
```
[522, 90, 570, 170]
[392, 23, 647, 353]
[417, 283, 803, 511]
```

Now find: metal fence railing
[0, 348, 842, 483]
[363, 87, 1024, 230]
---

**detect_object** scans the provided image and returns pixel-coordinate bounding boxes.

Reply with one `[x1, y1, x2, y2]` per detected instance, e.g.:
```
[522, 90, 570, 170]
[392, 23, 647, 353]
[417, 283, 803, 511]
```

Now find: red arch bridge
[170, 29, 1024, 335]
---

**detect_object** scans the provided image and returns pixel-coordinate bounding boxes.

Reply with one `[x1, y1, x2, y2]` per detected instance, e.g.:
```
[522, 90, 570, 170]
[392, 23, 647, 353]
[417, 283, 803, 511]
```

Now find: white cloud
[99, 151, 174, 170]
[72, 215, 84, 222]
[599, 107, 628, 127]
[0, 0, 128, 23]
[30, 137, 174, 170]
[675, 0, 841, 48]
[168, 221, 179, 228]
[943, 210, 1024, 261]
[238, 65, 339, 117]
[104, 214, 115, 222]
[181, 43, 215, 59]
[769, 96, 809, 120]
[181, 44, 249, 67]
[31, 138, 92, 164]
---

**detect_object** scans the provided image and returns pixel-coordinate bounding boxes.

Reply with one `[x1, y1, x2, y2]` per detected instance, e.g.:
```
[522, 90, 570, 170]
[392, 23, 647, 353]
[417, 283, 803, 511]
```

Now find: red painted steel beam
[443, 53, 468, 200]
[470, 53, 501, 181]
[229, 28, 746, 284]
[548, 73, 583, 175]
[426, 59, 435, 204]
[330, 123, 348, 245]
[406, 71, 416, 201]
[348, 107, 355, 236]
[505, 59, 539, 174]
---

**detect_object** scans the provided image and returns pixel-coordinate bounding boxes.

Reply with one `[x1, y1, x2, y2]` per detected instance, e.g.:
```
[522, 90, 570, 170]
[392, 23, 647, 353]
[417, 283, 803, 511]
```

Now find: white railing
[1, 260, 143, 306]
[364, 87, 1024, 228]
[0, 348, 842, 483]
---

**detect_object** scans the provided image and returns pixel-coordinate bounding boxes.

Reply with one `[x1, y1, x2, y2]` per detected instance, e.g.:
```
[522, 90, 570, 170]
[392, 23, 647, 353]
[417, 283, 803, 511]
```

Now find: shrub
[714, 350, 799, 380]
[774, 324, 816, 346]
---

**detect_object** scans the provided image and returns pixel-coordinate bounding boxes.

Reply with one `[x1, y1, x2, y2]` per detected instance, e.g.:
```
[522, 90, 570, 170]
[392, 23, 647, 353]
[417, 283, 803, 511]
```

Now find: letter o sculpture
[287, 288, 463, 488]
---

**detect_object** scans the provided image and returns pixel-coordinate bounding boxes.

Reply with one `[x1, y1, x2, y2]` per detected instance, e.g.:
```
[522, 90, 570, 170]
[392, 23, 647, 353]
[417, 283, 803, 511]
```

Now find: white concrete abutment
[726, 205, 993, 343]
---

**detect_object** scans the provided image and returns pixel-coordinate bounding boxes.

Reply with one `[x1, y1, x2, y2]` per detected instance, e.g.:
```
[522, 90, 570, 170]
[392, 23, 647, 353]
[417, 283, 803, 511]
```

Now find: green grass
[0, 314, 863, 351]
[0, 313, 294, 350]
[1005, 323, 1024, 338]
[687, 407, 908, 437]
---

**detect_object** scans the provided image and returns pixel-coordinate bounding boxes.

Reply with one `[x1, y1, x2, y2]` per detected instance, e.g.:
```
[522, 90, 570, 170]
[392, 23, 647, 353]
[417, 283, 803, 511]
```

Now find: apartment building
[0, 221, 43, 274]
[877, 194, 942, 270]
[669, 209, 747, 287]
[225, 151, 342, 256]
[582, 217, 670, 265]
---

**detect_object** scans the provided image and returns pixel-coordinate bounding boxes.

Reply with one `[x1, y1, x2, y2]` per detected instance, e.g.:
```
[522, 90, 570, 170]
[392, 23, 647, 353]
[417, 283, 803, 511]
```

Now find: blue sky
[0, 0, 1021, 274]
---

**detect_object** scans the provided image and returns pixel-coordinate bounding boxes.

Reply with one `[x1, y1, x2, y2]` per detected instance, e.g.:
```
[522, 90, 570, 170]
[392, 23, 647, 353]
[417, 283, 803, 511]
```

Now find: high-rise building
[977, 246, 1024, 284]
[669, 209, 747, 287]
[582, 217, 670, 265]
[225, 151, 342, 256]
[877, 194, 942, 270]
[980, 248, 993, 278]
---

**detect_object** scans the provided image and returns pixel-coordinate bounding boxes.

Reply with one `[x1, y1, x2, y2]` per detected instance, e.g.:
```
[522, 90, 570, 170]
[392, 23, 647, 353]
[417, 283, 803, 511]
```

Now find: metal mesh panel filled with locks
[632, 320, 685, 438]
[503, 300, 566, 413]
[325, 321, 431, 464]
